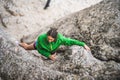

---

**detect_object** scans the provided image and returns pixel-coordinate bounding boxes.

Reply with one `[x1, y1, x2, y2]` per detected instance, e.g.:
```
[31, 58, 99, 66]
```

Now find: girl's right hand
[49, 53, 56, 61]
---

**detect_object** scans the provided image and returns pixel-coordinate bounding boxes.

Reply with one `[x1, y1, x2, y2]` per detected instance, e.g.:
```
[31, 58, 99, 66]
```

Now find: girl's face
[47, 36, 55, 42]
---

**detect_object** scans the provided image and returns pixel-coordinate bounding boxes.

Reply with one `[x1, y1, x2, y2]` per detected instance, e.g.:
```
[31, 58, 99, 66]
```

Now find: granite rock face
[21, 0, 120, 62]
[0, 0, 120, 80]
[0, 29, 98, 80]
[20, 0, 120, 79]
[1, 28, 119, 80]
[51, 0, 120, 62]
[0, 0, 102, 39]
[0, 29, 65, 80]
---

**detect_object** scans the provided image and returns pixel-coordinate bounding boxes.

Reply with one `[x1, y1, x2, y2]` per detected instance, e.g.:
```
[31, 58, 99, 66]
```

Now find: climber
[44, 0, 51, 9]
[19, 28, 90, 61]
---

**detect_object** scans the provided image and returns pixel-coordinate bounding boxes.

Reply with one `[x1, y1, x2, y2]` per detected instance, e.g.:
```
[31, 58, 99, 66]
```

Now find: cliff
[0, 0, 120, 80]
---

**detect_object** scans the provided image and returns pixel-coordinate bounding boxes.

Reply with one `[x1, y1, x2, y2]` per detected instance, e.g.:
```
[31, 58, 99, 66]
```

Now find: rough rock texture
[0, 29, 65, 80]
[0, 27, 120, 80]
[1, 28, 120, 80]
[21, 0, 120, 62]
[47, 0, 120, 62]
[19, 0, 120, 79]
[0, 0, 102, 39]
[0, 29, 99, 80]
[0, 0, 120, 80]
[73, 0, 120, 63]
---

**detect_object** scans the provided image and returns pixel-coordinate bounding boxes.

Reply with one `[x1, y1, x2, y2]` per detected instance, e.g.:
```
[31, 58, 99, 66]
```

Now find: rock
[0, 28, 66, 80]
[0, 28, 120, 80]
[0, 0, 120, 80]
[21, 0, 120, 62]
[80, 75, 94, 80]
[49, 0, 120, 62]
[0, 0, 102, 39]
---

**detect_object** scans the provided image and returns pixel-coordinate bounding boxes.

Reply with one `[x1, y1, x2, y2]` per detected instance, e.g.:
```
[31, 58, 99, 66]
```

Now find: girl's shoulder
[57, 33, 63, 37]
[57, 33, 66, 41]
[38, 33, 47, 40]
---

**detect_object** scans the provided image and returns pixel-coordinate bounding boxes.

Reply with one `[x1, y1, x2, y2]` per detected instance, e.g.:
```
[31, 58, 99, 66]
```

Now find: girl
[20, 28, 90, 61]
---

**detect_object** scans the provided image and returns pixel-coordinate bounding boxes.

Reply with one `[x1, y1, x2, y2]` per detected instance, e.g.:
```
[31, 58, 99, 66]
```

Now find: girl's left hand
[84, 44, 91, 51]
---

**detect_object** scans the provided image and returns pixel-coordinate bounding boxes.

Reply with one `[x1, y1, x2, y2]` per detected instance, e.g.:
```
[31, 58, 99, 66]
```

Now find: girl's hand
[49, 53, 56, 61]
[84, 44, 91, 51]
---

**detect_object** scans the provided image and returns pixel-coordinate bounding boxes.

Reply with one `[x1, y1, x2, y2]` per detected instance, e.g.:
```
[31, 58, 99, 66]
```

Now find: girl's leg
[19, 42, 35, 50]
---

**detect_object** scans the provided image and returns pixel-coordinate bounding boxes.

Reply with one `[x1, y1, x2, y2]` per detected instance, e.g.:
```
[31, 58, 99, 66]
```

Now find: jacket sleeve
[61, 35, 85, 46]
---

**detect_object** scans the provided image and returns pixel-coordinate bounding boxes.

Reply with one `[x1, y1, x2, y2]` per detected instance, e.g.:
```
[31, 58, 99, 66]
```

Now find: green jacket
[36, 33, 85, 58]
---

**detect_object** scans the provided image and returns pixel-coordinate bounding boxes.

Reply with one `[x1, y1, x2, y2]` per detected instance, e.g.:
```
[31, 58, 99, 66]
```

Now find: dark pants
[44, 0, 51, 9]
[33, 42, 37, 49]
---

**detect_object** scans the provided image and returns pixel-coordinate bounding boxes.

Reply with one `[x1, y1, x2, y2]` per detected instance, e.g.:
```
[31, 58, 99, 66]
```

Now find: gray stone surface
[0, 29, 65, 80]
[21, 0, 120, 62]
[0, 0, 120, 80]
[50, 0, 120, 62]
[0, 0, 102, 39]
[0, 27, 120, 80]
[19, 0, 120, 79]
